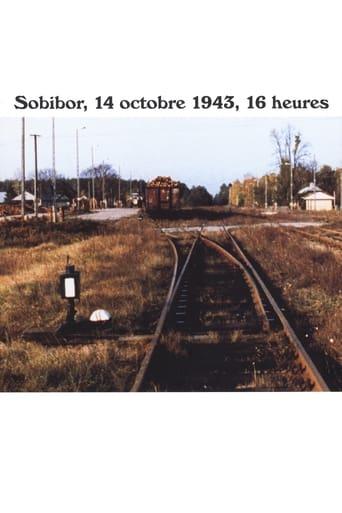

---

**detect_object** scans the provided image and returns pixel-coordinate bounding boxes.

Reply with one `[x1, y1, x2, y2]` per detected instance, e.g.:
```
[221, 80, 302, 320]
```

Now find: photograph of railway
[0, 117, 341, 391]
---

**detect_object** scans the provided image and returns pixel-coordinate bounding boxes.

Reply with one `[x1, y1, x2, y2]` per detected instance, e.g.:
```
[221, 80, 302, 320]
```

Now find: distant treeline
[0, 166, 224, 207]
[231, 165, 341, 208]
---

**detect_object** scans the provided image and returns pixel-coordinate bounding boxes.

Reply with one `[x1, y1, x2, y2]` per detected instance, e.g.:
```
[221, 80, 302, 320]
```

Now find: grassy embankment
[230, 224, 342, 388]
[0, 218, 172, 391]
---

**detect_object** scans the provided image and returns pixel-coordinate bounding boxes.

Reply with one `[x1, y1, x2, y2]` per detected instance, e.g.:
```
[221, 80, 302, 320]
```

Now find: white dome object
[89, 309, 112, 322]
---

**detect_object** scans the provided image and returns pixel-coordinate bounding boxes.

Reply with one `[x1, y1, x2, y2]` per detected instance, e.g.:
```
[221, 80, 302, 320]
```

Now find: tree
[271, 126, 311, 205]
[179, 182, 191, 207]
[187, 186, 213, 207]
[38, 168, 61, 182]
[316, 165, 336, 195]
[294, 164, 312, 193]
[4, 181, 18, 201]
[213, 183, 229, 205]
[81, 164, 118, 202]
[271, 126, 310, 168]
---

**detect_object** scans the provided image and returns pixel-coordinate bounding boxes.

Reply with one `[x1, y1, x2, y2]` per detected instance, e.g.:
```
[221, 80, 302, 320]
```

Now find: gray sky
[0, 117, 341, 194]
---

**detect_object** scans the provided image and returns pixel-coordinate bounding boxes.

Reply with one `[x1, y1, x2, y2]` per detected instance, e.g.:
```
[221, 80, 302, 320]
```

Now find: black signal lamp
[59, 261, 80, 324]
[60, 264, 80, 300]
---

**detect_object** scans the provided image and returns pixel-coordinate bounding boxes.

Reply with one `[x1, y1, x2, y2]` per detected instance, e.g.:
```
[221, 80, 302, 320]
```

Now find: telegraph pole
[76, 126, 86, 210]
[30, 134, 41, 218]
[21, 118, 26, 218]
[284, 160, 293, 210]
[52, 118, 57, 222]
[102, 160, 105, 203]
[76, 128, 80, 210]
[91, 145, 95, 206]
[313, 158, 317, 211]
[291, 134, 301, 211]
[118, 166, 121, 207]
[290, 158, 293, 210]
[264, 174, 268, 209]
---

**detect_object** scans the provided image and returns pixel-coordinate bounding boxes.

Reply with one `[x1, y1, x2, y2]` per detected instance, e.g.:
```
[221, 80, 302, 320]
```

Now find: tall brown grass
[0, 218, 172, 391]
[150, 206, 342, 229]
[232, 226, 342, 370]
[0, 218, 111, 248]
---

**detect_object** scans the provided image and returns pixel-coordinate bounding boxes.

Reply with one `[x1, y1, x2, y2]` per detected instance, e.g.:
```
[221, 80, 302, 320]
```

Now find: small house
[40, 193, 71, 208]
[302, 191, 335, 211]
[298, 183, 322, 195]
[12, 191, 35, 202]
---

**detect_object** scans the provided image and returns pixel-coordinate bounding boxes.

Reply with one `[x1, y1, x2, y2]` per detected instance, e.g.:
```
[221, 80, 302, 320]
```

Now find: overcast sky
[0, 117, 341, 194]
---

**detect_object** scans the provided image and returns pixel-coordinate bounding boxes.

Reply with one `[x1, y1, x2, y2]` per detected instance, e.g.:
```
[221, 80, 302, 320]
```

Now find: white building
[302, 191, 335, 211]
[12, 191, 35, 202]
[298, 183, 322, 195]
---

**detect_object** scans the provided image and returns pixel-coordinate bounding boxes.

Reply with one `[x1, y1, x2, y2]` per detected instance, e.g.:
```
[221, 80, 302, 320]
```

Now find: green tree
[294, 164, 312, 194]
[179, 182, 191, 206]
[213, 183, 229, 205]
[4, 181, 18, 201]
[316, 165, 336, 195]
[187, 186, 213, 207]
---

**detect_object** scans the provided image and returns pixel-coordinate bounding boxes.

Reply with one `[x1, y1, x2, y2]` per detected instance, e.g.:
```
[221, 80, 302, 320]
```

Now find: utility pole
[252, 179, 256, 208]
[52, 118, 57, 222]
[118, 166, 121, 207]
[291, 134, 301, 211]
[76, 128, 80, 210]
[76, 126, 86, 210]
[91, 146, 95, 207]
[30, 134, 41, 218]
[284, 160, 293, 210]
[313, 159, 317, 211]
[289, 158, 293, 210]
[21, 117, 26, 218]
[264, 174, 268, 209]
[102, 160, 105, 203]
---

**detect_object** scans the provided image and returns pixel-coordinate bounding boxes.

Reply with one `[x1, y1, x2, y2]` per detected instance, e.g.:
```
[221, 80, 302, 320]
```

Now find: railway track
[285, 226, 342, 251]
[131, 230, 329, 392]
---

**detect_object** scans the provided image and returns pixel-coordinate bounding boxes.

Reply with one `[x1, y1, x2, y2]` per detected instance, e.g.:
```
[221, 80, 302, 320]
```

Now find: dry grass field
[230, 224, 342, 388]
[1, 210, 341, 391]
[149, 205, 342, 229]
[0, 217, 172, 391]
[149, 206, 268, 228]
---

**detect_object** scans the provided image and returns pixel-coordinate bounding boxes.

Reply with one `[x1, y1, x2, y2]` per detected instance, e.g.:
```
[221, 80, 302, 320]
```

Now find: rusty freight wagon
[145, 176, 180, 211]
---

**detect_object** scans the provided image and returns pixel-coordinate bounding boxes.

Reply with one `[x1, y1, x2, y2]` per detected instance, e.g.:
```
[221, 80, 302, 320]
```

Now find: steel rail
[130, 236, 198, 391]
[317, 227, 342, 238]
[200, 235, 270, 331]
[287, 227, 342, 250]
[223, 227, 329, 391]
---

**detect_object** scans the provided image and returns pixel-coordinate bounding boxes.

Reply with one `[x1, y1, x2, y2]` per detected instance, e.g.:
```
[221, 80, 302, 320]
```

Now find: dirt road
[78, 208, 139, 221]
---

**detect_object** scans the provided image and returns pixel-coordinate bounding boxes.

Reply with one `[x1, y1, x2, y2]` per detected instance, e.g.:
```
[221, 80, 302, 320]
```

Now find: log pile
[147, 176, 179, 188]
